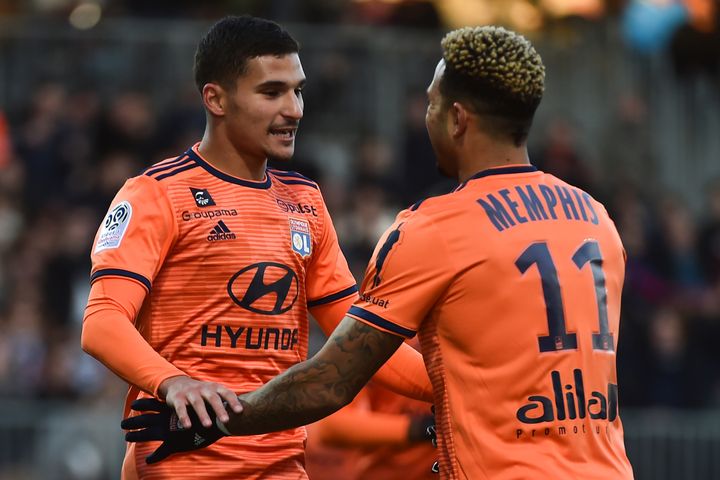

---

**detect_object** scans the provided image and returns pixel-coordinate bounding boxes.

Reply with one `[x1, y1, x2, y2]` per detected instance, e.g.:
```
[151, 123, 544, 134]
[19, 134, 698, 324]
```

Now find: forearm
[313, 407, 411, 447]
[224, 318, 403, 436]
[82, 278, 185, 396]
[310, 298, 433, 406]
[82, 307, 185, 395]
[230, 357, 355, 435]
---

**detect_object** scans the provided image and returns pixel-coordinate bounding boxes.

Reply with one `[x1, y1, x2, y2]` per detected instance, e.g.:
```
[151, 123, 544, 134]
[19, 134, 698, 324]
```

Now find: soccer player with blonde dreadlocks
[122, 26, 635, 479]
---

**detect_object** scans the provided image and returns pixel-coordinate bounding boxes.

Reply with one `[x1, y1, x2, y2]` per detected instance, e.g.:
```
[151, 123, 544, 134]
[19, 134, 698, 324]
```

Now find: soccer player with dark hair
[82, 15, 431, 480]
[123, 26, 635, 479]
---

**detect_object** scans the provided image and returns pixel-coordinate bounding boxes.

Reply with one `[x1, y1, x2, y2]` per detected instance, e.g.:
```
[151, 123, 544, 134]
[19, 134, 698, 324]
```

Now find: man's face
[224, 53, 305, 163]
[425, 60, 457, 178]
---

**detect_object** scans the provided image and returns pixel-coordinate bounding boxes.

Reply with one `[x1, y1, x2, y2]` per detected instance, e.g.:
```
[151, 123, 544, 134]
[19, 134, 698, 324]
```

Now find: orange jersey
[348, 165, 634, 479]
[353, 382, 437, 480]
[305, 382, 435, 480]
[90, 144, 356, 479]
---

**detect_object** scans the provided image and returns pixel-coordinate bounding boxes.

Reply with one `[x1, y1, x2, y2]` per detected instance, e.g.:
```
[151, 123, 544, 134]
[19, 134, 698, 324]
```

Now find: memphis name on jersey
[477, 182, 599, 232]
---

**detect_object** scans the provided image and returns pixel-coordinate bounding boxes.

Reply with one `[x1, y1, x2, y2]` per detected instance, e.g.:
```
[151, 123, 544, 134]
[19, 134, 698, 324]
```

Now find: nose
[283, 92, 303, 120]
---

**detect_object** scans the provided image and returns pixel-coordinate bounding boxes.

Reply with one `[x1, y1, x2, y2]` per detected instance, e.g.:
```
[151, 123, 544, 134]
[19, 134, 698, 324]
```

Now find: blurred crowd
[0, 0, 719, 412]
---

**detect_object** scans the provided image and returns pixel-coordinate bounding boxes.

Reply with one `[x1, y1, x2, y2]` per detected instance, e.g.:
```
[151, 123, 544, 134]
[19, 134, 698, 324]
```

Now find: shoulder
[268, 168, 320, 191]
[140, 151, 201, 182]
[402, 189, 464, 223]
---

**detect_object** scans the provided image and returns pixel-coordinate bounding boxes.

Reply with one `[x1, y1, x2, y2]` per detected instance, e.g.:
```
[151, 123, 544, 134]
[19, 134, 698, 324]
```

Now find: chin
[268, 148, 295, 163]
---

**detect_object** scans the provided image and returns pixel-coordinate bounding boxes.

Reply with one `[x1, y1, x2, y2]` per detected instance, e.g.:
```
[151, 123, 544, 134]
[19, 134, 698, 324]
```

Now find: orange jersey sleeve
[82, 277, 185, 396]
[348, 208, 454, 337]
[305, 193, 358, 306]
[90, 174, 177, 290]
[310, 388, 411, 448]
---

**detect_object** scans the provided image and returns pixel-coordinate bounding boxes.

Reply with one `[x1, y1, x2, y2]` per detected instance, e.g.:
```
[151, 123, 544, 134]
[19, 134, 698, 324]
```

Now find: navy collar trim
[187, 147, 272, 189]
[468, 165, 538, 181]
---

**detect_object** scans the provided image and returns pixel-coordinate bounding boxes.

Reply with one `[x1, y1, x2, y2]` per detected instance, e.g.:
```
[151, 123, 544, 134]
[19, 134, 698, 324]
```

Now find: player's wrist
[157, 374, 191, 399]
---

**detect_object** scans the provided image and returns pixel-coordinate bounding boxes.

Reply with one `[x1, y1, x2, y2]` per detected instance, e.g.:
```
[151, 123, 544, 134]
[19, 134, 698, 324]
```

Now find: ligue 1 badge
[289, 218, 311, 257]
[95, 200, 132, 253]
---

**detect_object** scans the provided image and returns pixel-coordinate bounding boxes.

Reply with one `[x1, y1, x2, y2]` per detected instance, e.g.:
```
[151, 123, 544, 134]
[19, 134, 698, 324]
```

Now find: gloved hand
[407, 414, 436, 443]
[121, 398, 228, 464]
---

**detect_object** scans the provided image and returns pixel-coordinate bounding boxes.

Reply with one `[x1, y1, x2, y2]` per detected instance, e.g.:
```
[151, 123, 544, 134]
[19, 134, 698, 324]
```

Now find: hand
[121, 398, 227, 464]
[407, 414, 436, 443]
[158, 375, 242, 429]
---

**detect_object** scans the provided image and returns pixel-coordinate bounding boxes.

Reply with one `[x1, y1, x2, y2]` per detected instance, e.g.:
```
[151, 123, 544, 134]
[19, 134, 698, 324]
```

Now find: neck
[456, 135, 530, 183]
[198, 126, 267, 181]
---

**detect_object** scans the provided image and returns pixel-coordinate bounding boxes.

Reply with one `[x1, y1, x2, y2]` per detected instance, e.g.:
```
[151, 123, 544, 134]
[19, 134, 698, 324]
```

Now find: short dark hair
[439, 26, 545, 146]
[194, 15, 300, 93]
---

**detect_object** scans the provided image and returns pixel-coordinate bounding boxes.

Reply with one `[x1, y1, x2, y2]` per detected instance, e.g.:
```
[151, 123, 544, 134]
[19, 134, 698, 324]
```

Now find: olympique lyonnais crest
[289, 218, 311, 257]
[95, 201, 132, 253]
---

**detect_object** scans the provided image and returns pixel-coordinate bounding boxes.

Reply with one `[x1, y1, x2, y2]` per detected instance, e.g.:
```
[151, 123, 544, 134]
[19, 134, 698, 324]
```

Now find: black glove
[121, 398, 227, 464]
[407, 414, 436, 443]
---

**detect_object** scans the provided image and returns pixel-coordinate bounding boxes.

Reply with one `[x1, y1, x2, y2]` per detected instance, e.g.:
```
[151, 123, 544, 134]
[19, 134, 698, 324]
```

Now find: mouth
[269, 126, 297, 141]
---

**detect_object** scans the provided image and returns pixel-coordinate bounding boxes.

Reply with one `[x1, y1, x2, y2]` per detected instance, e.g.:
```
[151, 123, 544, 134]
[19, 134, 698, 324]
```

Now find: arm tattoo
[224, 317, 403, 436]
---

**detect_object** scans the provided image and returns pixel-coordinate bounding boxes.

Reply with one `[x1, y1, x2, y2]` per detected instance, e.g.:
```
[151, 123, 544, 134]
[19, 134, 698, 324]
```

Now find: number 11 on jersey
[515, 240, 614, 353]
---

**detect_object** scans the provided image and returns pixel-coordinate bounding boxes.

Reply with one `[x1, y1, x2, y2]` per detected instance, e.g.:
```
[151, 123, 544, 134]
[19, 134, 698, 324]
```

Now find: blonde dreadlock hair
[439, 26, 545, 145]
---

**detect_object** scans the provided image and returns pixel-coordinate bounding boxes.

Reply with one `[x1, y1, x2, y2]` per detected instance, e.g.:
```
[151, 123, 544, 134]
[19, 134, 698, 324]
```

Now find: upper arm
[310, 294, 356, 337]
[305, 191, 357, 307]
[90, 175, 176, 291]
[348, 210, 455, 337]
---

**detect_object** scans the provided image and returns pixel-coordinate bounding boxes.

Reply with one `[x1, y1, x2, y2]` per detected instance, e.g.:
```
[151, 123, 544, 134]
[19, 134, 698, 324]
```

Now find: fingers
[218, 387, 243, 415]
[125, 426, 165, 443]
[130, 398, 168, 413]
[172, 400, 192, 430]
[164, 378, 240, 428]
[187, 392, 213, 428]
[204, 392, 229, 425]
[121, 412, 167, 430]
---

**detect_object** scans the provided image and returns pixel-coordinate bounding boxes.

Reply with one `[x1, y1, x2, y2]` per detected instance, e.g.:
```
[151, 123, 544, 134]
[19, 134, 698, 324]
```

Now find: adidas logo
[207, 220, 236, 242]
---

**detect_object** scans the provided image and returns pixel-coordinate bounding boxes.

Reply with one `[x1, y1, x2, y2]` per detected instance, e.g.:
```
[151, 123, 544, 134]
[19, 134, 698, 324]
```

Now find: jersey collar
[468, 164, 538, 181]
[455, 165, 538, 191]
[187, 145, 272, 189]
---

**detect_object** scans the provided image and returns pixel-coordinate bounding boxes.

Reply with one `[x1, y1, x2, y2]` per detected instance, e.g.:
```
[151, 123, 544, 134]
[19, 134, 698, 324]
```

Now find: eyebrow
[256, 79, 307, 90]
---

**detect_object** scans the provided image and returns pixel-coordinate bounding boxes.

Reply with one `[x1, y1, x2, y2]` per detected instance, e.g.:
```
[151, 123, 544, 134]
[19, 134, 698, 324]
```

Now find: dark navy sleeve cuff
[307, 285, 358, 308]
[347, 306, 416, 338]
[90, 268, 151, 292]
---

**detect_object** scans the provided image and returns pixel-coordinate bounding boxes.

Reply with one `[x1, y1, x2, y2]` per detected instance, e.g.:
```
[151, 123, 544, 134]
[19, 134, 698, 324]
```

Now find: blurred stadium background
[1, 0, 720, 478]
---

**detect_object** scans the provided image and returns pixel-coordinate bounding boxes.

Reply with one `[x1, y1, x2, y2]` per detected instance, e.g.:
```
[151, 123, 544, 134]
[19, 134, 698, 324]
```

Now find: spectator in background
[14, 83, 70, 215]
[699, 178, 720, 284]
[644, 307, 706, 408]
[401, 91, 455, 204]
[531, 116, 596, 193]
[670, 0, 720, 80]
[656, 195, 705, 289]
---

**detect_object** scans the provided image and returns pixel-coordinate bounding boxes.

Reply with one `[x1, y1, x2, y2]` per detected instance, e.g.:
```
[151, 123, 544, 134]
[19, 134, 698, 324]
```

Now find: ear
[202, 83, 226, 117]
[450, 102, 468, 139]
